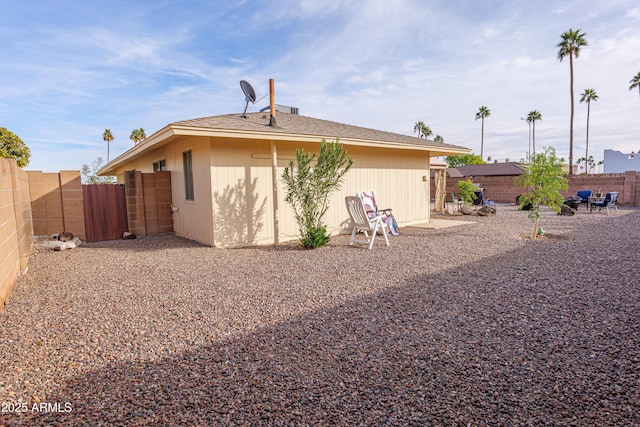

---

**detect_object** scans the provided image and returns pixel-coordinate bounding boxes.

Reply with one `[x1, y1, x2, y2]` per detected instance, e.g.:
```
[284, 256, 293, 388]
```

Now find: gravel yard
[1, 205, 639, 426]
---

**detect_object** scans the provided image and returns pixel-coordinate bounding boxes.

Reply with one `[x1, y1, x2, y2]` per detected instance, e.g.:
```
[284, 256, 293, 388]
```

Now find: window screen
[183, 150, 194, 200]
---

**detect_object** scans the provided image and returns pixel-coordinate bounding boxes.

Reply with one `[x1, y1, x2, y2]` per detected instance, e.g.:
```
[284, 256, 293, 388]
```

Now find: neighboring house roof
[455, 162, 526, 177]
[430, 157, 448, 169]
[99, 112, 470, 175]
[445, 168, 464, 178]
[429, 166, 464, 178]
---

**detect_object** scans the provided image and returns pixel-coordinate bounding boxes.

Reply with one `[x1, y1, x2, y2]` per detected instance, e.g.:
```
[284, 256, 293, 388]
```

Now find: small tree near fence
[282, 139, 353, 248]
[82, 157, 116, 184]
[516, 147, 568, 239]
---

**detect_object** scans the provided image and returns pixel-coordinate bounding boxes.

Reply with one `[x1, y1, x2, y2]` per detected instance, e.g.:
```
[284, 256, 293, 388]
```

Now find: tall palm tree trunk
[569, 54, 575, 175]
[480, 119, 484, 160]
[532, 121, 536, 155]
[585, 101, 590, 174]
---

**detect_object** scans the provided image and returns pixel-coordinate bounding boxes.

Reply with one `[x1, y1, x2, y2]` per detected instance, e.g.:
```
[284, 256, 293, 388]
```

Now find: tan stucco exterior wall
[110, 136, 433, 247]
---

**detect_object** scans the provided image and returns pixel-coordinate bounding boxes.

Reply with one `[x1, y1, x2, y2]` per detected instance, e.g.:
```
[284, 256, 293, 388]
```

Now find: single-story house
[99, 111, 470, 247]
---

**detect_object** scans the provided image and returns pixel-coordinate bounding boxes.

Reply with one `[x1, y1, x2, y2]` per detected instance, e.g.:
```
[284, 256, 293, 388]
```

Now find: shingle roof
[173, 112, 468, 152]
[455, 162, 526, 177]
[100, 111, 470, 175]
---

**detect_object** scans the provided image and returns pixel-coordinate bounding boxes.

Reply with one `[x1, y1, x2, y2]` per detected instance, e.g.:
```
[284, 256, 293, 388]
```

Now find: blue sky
[2, 0, 639, 172]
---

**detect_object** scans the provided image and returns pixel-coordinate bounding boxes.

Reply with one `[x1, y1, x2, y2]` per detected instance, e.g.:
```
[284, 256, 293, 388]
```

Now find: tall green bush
[282, 139, 353, 248]
[516, 147, 568, 238]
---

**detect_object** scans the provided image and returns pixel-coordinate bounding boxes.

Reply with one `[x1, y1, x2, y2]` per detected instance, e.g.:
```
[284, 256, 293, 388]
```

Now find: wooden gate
[82, 184, 128, 242]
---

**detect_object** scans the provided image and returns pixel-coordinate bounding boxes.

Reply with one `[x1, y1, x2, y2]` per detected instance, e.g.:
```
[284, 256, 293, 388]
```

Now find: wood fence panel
[82, 184, 128, 242]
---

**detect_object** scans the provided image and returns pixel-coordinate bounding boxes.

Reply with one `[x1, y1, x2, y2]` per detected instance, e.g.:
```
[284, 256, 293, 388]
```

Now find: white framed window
[153, 159, 166, 172]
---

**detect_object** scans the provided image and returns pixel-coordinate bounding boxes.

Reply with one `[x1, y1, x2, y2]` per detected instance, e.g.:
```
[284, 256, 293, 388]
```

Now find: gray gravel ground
[0, 204, 639, 426]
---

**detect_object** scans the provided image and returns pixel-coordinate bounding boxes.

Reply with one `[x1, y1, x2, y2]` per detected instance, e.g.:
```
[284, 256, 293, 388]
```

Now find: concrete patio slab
[409, 218, 475, 229]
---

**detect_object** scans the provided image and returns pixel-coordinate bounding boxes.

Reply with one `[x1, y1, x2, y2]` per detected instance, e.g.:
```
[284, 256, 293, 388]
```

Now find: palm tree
[630, 71, 640, 97]
[102, 129, 114, 163]
[526, 110, 542, 155]
[422, 125, 433, 140]
[434, 135, 444, 143]
[475, 106, 491, 160]
[129, 128, 147, 145]
[413, 121, 433, 139]
[557, 28, 588, 175]
[579, 88, 599, 174]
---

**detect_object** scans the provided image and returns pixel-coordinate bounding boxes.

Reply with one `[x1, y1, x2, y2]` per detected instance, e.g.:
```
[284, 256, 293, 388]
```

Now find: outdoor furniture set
[572, 189, 618, 214]
[446, 190, 494, 212]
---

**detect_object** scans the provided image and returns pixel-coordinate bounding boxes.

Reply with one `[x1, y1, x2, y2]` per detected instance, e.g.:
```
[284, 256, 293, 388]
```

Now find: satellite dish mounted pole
[268, 78, 277, 127]
[240, 80, 256, 118]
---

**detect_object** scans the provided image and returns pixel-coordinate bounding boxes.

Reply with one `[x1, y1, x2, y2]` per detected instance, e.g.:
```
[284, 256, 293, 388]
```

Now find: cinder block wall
[0, 159, 33, 309]
[435, 172, 640, 206]
[28, 171, 64, 235]
[27, 170, 85, 240]
[124, 171, 146, 236]
[125, 170, 173, 237]
[155, 171, 173, 234]
[60, 171, 85, 240]
[141, 171, 173, 235]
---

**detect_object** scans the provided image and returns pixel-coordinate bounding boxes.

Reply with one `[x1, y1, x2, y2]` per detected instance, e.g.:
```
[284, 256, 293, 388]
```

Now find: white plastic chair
[356, 191, 399, 235]
[345, 196, 390, 249]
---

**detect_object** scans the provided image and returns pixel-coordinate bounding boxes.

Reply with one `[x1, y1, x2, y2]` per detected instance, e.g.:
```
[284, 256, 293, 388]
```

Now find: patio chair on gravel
[345, 196, 390, 249]
[356, 191, 399, 235]
[590, 191, 618, 214]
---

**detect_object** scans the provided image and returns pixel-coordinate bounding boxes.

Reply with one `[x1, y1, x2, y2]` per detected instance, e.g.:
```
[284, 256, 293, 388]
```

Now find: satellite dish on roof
[240, 80, 257, 118]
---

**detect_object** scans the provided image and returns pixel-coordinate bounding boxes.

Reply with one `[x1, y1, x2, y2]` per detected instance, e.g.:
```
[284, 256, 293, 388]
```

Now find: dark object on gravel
[516, 195, 532, 210]
[563, 197, 580, 210]
[560, 204, 576, 216]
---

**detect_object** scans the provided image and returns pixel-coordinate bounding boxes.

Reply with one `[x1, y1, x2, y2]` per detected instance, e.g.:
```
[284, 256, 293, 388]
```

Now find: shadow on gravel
[10, 212, 640, 426]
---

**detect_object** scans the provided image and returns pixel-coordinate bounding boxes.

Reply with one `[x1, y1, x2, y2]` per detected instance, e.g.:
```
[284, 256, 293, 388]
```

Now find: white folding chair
[345, 196, 390, 249]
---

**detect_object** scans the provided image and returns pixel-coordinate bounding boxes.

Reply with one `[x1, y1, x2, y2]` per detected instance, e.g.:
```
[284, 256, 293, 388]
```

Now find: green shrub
[456, 179, 478, 206]
[301, 227, 331, 249]
[282, 139, 353, 248]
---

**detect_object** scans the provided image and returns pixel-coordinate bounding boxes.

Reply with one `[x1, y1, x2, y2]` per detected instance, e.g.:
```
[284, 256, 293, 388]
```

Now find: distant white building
[603, 149, 640, 173]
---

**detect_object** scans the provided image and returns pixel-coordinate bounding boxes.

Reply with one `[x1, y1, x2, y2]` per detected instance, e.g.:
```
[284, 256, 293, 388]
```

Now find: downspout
[271, 140, 279, 245]
[426, 155, 431, 221]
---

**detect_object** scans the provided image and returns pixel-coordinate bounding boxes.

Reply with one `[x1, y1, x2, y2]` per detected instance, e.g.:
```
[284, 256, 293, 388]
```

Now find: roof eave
[98, 124, 471, 175]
